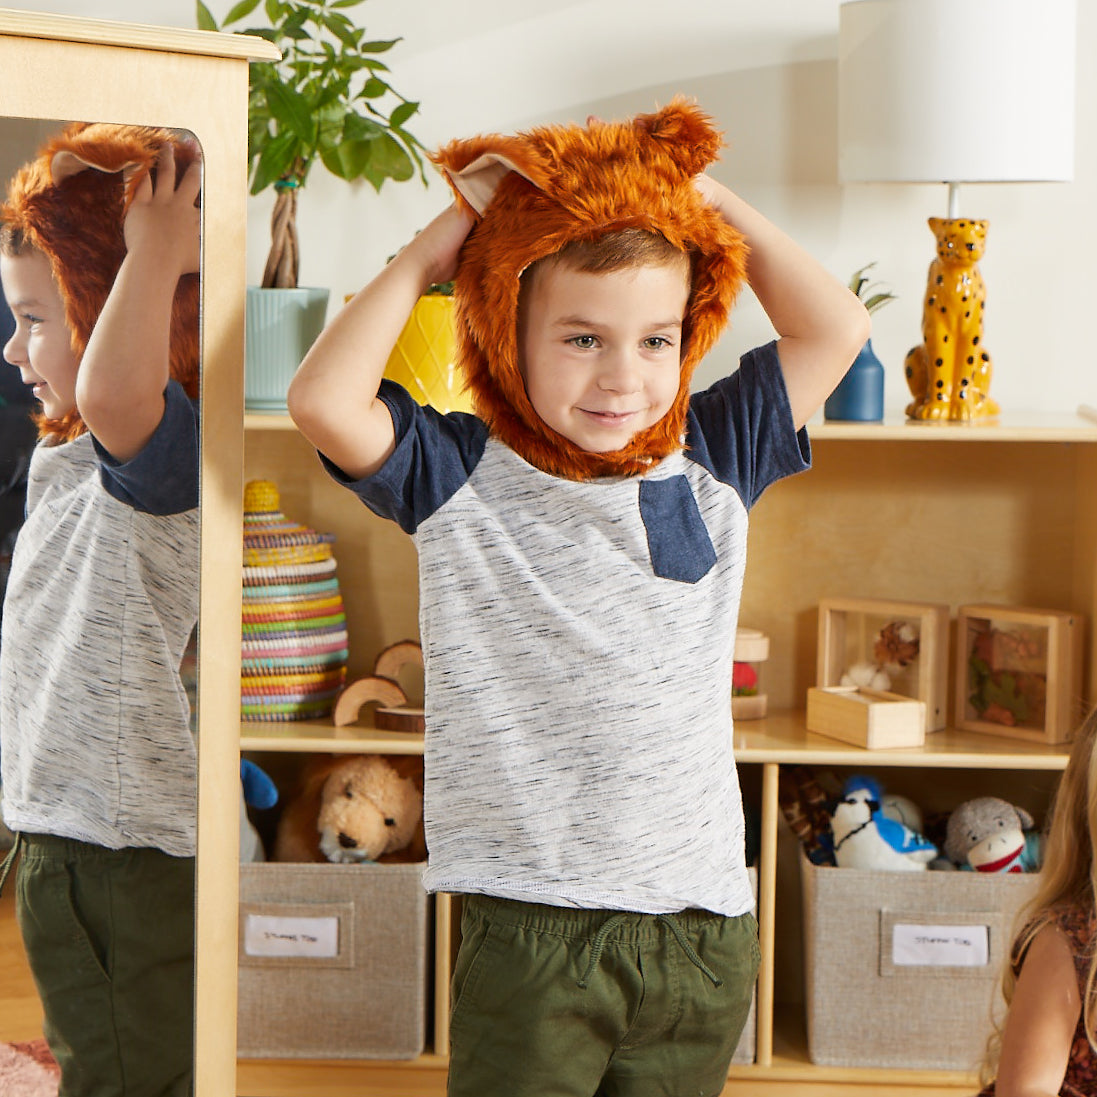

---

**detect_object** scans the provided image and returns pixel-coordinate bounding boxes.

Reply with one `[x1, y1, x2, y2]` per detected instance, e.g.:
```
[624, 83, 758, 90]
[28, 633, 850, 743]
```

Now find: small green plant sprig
[849, 262, 897, 315]
[196, 0, 427, 289]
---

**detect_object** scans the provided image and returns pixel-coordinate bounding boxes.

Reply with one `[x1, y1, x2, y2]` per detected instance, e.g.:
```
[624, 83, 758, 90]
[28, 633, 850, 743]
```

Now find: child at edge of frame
[288, 98, 870, 1097]
[975, 704, 1097, 1097]
[0, 123, 202, 1097]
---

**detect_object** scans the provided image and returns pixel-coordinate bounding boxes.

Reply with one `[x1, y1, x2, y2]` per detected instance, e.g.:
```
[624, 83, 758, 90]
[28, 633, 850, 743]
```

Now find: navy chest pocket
[638, 475, 717, 584]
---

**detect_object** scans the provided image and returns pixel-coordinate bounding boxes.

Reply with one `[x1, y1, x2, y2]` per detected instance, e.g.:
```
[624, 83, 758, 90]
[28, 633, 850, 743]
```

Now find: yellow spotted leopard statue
[904, 217, 999, 421]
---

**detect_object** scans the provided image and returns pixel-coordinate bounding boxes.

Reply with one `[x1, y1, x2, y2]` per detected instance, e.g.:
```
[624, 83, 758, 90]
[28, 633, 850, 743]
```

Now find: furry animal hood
[1, 122, 200, 442]
[432, 98, 748, 480]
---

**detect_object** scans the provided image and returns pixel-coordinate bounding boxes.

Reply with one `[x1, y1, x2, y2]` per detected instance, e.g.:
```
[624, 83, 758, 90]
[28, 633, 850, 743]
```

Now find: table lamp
[838, 0, 1076, 422]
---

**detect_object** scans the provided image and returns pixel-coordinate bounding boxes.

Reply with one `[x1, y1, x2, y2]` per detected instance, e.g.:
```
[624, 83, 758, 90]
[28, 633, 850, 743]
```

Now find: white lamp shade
[839, 0, 1076, 184]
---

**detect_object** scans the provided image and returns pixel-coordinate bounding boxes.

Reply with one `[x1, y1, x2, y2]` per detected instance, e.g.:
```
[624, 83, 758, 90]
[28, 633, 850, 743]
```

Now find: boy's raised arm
[696, 175, 870, 430]
[288, 204, 474, 481]
[77, 143, 202, 462]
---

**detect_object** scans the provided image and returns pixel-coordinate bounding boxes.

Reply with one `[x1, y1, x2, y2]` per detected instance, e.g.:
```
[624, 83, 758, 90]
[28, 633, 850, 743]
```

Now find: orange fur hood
[432, 98, 748, 480]
[2, 122, 200, 442]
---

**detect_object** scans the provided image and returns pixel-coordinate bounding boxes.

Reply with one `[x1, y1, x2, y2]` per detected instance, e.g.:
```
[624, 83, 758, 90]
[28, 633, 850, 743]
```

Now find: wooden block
[373, 706, 426, 733]
[732, 694, 768, 720]
[806, 686, 926, 750]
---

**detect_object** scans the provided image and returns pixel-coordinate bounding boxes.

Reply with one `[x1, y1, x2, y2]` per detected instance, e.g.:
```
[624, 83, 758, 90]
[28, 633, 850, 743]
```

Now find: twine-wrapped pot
[241, 480, 348, 721]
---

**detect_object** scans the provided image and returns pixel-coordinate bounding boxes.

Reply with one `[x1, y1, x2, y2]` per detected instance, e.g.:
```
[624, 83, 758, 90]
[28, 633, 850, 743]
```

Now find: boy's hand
[125, 142, 202, 281]
[395, 203, 476, 291]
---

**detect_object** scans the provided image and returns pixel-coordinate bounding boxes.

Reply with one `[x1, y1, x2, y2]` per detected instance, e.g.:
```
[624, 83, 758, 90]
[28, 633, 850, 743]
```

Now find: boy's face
[518, 258, 690, 455]
[1, 248, 79, 422]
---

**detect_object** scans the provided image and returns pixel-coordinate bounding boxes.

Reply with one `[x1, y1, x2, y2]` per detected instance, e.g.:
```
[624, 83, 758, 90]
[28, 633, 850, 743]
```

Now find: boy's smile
[519, 260, 690, 455]
[1, 248, 79, 421]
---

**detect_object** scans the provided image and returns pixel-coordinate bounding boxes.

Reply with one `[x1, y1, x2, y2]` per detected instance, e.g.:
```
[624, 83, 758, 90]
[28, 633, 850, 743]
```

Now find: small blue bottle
[824, 339, 884, 422]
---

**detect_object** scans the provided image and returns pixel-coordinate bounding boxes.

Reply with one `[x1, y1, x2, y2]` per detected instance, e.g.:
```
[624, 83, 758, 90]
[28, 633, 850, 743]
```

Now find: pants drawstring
[577, 910, 723, 989]
[657, 913, 723, 987]
[578, 913, 626, 988]
[0, 832, 22, 898]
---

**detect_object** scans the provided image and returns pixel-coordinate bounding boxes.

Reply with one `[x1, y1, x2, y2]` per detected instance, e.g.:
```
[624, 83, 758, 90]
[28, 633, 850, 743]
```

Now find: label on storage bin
[244, 913, 339, 959]
[891, 923, 989, 967]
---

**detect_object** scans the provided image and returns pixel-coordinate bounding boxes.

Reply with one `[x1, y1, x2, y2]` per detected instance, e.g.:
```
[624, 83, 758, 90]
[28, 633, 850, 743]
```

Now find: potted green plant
[196, 0, 428, 409]
[824, 262, 897, 422]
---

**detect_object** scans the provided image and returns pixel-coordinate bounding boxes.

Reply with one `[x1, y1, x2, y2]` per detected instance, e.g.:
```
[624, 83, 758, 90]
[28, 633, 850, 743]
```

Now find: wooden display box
[806, 686, 926, 749]
[237, 861, 430, 1059]
[730, 866, 758, 1065]
[956, 604, 1084, 744]
[801, 854, 1039, 1070]
[816, 598, 950, 731]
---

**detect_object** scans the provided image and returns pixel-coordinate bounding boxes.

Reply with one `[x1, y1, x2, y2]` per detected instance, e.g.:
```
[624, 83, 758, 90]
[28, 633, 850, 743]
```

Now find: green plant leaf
[264, 80, 316, 142]
[343, 113, 384, 141]
[359, 76, 389, 99]
[222, 0, 263, 26]
[389, 101, 419, 127]
[250, 130, 300, 194]
[361, 132, 415, 186]
[196, 1, 219, 32]
[359, 38, 398, 54]
[331, 0, 368, 8]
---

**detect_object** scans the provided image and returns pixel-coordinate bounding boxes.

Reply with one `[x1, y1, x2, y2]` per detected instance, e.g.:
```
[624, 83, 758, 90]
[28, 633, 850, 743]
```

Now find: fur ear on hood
[1, 122, 201, 442]
[432, 98, 748, 480]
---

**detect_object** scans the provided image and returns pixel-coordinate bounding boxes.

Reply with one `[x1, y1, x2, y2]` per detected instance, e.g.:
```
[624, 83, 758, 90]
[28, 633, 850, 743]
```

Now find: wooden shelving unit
[240, 409, 1096, 1094]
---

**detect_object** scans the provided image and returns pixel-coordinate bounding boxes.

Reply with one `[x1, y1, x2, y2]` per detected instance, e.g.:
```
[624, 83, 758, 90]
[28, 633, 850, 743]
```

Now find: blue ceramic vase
[824, 339, 884, 422]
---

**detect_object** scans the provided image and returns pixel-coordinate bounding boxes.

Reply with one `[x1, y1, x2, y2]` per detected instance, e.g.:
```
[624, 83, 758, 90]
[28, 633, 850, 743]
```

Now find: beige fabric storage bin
[730, 865, 758, 1065]
[801, 854, 1039, 1071]
[238, 861, 429, 1059]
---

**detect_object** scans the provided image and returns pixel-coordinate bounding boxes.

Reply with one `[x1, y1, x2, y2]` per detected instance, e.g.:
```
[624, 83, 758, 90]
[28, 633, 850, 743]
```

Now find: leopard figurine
[904, 217, 999, 421]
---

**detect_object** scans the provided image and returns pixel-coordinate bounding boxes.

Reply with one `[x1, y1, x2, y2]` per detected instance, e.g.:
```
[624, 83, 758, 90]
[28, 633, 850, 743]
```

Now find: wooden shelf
[808, 408, 1097, 443]
[241, 720, 423, 754]
[248, 408, 1097, 444]
[734, 710, 1071, 769]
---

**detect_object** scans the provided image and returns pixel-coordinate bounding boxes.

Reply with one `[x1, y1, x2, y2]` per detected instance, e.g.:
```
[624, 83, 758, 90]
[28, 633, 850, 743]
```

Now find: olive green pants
[12, 834, 195, 1097]
[448, 894, 759, 1097]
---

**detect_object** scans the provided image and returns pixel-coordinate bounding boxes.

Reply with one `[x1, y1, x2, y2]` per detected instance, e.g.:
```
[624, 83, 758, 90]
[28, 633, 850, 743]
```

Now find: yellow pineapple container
[382, 293, 473, 414]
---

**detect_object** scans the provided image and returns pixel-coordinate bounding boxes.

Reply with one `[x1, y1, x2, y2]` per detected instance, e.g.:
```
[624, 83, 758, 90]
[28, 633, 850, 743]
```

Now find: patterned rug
[0, 1039, 59, 1097]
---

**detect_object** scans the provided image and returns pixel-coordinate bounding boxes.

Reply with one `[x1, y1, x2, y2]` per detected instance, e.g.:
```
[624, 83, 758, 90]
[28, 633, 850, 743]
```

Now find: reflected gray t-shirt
[0, 381, 200, 856]
[327, 342, 808, 915]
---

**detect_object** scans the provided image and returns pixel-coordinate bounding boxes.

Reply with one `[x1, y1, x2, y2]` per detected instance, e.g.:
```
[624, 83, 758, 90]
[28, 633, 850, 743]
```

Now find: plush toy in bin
[944, 796, 1041, 873]
[273, 753, 426, 865]
[830, 774, 937, 872]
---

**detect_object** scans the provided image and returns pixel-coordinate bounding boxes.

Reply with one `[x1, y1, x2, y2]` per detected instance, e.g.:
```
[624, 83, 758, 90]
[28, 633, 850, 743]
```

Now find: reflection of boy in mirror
[0, 124, 201, 1097]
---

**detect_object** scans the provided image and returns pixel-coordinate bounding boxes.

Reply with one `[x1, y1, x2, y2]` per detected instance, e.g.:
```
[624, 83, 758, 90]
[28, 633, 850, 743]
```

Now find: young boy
[289, 101, 869, 1096]
[0, 125, 201, 1097]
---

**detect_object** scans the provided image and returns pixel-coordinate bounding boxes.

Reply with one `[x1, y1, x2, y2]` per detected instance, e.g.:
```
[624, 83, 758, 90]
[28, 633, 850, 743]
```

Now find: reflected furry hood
[432, 98, 748, 480]
[1, 122, 200, 442]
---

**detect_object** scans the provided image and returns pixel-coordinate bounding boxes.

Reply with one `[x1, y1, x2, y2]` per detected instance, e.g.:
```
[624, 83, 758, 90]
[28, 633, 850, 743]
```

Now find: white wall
[12, 1, 1096, 413]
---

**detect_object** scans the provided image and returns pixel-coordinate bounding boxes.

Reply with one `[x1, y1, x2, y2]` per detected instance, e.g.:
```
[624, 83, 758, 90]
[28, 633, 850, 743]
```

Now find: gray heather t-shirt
[327, 342, 808, 916]
[0, 381, 199, 856]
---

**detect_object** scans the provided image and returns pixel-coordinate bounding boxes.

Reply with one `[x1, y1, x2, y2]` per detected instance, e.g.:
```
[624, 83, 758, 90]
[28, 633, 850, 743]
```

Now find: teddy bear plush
[272, 753, 426, 865]
[944, 796, 1039, 873]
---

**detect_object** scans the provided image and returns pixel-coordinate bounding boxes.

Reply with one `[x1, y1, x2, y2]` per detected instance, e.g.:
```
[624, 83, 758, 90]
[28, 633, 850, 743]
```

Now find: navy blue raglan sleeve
[92, 379, 199, 516]
[686, 341, 811, 506]
[319, 380, 489, 534]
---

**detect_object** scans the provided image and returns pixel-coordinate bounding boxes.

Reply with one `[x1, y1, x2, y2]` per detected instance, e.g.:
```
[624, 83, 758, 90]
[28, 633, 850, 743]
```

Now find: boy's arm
[697, 176, 870, 430]
[288, 204, 474, 481]
[76, 143, 202, 462]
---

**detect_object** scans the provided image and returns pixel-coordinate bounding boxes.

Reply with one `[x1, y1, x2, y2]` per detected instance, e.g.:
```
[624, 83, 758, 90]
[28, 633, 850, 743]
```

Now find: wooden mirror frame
[0, 11, 277, 1097]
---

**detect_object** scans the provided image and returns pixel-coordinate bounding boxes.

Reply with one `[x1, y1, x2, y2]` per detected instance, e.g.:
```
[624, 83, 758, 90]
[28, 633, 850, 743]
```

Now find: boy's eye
[567, 334, 597, 349]
[643, 336, 673, 350]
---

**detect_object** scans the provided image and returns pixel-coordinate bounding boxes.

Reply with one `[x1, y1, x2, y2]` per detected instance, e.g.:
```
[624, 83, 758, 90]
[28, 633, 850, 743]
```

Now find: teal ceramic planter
[244, 286, 329, 412]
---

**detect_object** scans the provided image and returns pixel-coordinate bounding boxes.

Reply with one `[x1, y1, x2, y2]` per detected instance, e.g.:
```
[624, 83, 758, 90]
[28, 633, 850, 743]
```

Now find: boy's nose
[2, 329, 23, 368]
[597, 349, 642, 393]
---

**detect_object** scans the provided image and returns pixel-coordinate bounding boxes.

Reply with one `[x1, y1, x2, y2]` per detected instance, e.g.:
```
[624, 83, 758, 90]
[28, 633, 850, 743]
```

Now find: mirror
[0, 115, 202, 1091]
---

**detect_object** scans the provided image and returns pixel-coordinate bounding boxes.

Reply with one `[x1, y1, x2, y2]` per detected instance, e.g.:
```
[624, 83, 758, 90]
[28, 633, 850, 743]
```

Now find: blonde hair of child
[980, 705, 1097, 1085]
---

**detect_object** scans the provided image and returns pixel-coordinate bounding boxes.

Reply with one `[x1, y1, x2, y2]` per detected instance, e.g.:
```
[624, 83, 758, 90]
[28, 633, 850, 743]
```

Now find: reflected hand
[125, 142, 202, 280]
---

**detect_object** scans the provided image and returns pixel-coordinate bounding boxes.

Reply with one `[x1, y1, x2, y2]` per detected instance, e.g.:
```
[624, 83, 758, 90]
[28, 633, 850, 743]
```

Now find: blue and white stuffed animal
[831, 775, 937, 872]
